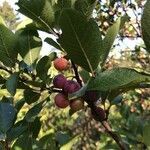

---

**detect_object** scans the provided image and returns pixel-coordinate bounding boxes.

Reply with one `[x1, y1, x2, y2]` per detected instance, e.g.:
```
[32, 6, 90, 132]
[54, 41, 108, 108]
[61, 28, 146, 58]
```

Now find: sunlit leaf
[59, 9, 102, 74]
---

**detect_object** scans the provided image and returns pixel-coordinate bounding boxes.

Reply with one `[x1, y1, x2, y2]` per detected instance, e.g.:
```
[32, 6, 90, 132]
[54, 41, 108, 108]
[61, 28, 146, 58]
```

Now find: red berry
[70, 99, 84, 112]
[91, 107, 106, 121]
[63, 80, 81, 94]
[54, 93, 69, 108]
[54, 58, 69, 71]
[53, 74, 67, 89]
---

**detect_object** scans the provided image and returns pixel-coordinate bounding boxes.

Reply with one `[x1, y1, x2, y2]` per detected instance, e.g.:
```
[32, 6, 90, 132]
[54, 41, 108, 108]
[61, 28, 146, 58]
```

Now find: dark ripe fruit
[53, 58, 69, 71]
[53, 74, 67, 89]
[63, 80, 81, 94]
[70, 99, 84, 112]
[84, 90, 100, 102]
[54, 93, 69, 108]
[91, 107, 106, 121]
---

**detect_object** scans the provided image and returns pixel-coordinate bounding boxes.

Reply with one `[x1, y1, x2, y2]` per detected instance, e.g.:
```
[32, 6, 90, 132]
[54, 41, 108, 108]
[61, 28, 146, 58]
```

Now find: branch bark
[71, 62, 127, 149]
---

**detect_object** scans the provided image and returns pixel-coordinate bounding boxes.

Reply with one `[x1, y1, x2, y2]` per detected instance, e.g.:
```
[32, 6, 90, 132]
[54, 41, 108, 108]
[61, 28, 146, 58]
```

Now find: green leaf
[30, 117, 41, 139]
[7, 120, 28, 142]
[45, 37, 63, 51]
[16, 0, 55, 34]
[6, 72, 19, 96]
[15, 98, 25, 112]
[0, 24, 18, 67]
[60, 135, 79, 150]
[87, 68, 150, 91]
[141, 0, 150, 53]
[12, 133, 33, 150]
[24, 101, 44, 122]
[75, 0, 97, 19]
[36, 56, 52, 81]
[0, 102, 17, 134]
[16, 29, 42, 66]
[48, 51, 57, 61]
[38, 132, 56, 150]
[110, 95, 123, 105]
[143, 123, 150, 146]
[55, 0, 75, 9]
[16, 18, 33, 30]
[59, 9, 102, 74]
[101, 18, 121, 66]
[24, 89, 41, 104]
[79, 69, 90, 83]
[56, 131, 70, 146]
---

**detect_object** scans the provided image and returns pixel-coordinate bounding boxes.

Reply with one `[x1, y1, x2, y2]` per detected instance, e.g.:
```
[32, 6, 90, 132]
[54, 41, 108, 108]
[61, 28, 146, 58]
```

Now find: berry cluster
[53, 57, 84, 112]
[53, 57, 106, 120]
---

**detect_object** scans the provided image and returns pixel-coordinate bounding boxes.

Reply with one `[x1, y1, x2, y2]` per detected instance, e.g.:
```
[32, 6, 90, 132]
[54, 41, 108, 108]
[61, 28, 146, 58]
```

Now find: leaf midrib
[0, 29, 13, 64]
[18, 3, 56, 35]
[65, 14, 94, 75]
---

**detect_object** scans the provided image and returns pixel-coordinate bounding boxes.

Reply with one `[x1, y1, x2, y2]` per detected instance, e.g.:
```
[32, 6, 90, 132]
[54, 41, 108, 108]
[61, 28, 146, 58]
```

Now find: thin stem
[71, 57, 137, 149]
[86, 100, 127, 150]
[102, 121, 127, 150]
[71, 61, 83, 87]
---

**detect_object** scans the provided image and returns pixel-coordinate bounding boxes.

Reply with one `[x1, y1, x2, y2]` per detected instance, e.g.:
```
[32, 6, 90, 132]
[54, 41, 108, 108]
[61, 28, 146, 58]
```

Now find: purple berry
[91, 107, 106, 121]
[63, 80, 81, 94]
[53, 74, 67, 89]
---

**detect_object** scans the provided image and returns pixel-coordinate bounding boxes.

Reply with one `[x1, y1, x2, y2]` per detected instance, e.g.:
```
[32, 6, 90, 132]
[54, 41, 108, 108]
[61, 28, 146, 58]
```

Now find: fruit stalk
[71, 61, 83, 87]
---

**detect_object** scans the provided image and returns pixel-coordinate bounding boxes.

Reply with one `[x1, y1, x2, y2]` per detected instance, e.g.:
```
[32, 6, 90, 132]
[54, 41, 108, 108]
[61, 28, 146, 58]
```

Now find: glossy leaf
[45, 37, 63, 51]
[59, 9, 102, 74]
[16, 29, 42, 66]
[56, 131, 70, 146]
[87, 68, 150, 91]
[110, 95, 123, 105]
[0, 24, 18, 67]
[0, 102, 16, 134]
[101, 18, 121, 66]
[6, 72, 19, 96]
[7, 120, 28, 142]
[75, 0, 97, 19]
[15, 98, 25, 112]
[30, 117, 41, 139]
[48, 51, 57, 61]
[24, 89, 41, 104]
[36, 56, 52, 81]
[141, 0, 150, 53]
[79, 69, 90, 83]
[60, 135, 79, 150]
[12, 133, 33, 150]
[16, 0, 55, 33]
[38, 133, 56, 150]
[24, 101, 44, 122]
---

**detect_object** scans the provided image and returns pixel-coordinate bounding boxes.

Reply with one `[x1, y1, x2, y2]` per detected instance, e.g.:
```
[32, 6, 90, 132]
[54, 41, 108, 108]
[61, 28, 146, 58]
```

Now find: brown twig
[101, 121, 127, 150]
[71, 61, 83, 87]
[89, 103, 127, 149]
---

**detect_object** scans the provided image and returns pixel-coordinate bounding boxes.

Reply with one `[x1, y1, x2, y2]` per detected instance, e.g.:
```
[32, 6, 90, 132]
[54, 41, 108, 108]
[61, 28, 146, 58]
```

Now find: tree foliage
[0, 0, 149, 149]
